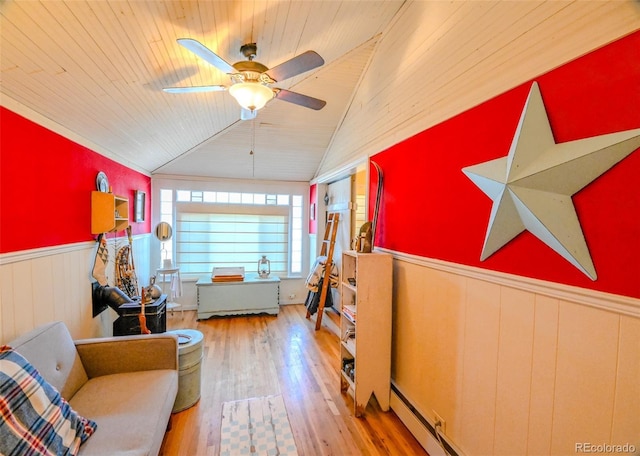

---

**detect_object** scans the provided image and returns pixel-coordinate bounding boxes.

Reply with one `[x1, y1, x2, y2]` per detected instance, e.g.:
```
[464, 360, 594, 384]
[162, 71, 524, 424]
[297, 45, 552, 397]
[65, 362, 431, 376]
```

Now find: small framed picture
[134, 190, 145, 223]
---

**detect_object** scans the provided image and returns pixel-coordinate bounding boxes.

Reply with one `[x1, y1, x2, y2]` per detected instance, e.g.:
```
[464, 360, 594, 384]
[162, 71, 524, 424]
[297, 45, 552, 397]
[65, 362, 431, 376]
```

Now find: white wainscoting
[0, 234, 151, 344]
[385, 248, 640, 456]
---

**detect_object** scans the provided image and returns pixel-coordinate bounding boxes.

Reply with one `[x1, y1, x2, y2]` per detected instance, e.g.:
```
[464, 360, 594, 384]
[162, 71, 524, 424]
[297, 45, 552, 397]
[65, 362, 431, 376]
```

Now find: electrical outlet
[433, 410, 446, 433]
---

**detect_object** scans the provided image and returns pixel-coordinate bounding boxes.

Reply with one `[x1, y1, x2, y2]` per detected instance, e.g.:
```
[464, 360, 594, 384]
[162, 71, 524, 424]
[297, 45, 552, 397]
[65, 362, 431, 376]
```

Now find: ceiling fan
[164, 39, 326, 119]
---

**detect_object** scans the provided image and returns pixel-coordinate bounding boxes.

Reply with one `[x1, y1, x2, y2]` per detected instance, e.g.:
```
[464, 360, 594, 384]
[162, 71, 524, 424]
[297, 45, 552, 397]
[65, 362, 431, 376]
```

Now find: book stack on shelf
[342, 304, 356, 323]
[211, 267, 245, 282]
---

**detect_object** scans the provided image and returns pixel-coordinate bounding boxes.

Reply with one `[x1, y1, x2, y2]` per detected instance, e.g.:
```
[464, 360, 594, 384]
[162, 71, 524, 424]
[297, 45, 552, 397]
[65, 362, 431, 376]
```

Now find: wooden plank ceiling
[0, 0, 403, 181]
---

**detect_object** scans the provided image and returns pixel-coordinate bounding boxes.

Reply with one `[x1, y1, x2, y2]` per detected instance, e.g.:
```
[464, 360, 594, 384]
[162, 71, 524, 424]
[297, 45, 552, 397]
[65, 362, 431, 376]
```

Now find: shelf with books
[339, 250, 392, 417]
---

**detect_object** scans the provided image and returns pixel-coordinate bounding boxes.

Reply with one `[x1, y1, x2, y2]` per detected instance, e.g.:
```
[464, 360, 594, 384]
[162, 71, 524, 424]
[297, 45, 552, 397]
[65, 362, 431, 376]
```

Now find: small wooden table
[196, 273, 280, 320]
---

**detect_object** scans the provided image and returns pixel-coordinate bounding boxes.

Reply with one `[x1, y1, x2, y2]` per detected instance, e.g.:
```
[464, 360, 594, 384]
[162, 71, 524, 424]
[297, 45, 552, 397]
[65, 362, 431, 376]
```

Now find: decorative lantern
[257, 255, 271, 278]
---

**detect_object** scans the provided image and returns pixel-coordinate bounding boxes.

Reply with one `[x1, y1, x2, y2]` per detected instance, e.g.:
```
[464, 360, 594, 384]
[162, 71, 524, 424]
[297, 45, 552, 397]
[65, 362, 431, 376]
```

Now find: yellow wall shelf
[91, 191, 129, 234]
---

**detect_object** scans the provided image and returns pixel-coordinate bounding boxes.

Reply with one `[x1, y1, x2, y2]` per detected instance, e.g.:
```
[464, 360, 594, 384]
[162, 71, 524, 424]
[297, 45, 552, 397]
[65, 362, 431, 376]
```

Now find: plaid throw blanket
[0, 346, 97, 456]
[305, 255, 339, 292]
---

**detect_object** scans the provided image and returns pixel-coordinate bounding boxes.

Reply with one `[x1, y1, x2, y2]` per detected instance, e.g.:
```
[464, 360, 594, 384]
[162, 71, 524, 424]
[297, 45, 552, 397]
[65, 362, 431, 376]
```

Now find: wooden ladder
[307, 212, 339, 330]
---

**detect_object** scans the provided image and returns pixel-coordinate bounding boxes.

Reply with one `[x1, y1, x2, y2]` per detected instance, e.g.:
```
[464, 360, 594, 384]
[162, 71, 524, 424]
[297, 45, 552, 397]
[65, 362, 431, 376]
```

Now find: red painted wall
[370, 31, 640, 299]
[0, 107, 151, 253]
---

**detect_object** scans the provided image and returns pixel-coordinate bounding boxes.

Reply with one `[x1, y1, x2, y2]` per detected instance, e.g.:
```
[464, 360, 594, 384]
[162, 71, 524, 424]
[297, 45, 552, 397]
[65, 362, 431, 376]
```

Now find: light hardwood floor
[160, 304, 428, 455]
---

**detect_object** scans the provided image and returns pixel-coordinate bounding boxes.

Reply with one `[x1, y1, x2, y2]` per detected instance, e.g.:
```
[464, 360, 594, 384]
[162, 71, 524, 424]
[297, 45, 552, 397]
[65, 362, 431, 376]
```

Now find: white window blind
[175, 204, 289, 276]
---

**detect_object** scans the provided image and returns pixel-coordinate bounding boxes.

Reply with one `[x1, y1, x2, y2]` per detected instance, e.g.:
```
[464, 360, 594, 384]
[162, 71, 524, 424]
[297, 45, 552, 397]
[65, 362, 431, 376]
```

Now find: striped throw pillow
[0, 346, 97, 456]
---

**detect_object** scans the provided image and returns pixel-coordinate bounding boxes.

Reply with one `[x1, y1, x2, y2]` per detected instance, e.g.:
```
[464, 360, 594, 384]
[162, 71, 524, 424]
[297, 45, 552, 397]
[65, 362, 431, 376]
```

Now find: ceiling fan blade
[266, 51, 324, 82]
[275, 89, 326, 110]
[163, 85, 227, 94]
[177, 38, 235, 74]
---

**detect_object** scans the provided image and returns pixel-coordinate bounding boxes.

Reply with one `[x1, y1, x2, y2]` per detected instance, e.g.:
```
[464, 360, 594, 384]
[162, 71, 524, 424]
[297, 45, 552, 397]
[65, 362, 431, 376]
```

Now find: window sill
[179, 274, 303, 283]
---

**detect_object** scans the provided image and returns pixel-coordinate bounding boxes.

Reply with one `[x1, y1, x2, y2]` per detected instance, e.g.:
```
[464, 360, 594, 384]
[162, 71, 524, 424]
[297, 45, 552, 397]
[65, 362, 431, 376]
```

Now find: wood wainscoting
[161, 305, 426, 456]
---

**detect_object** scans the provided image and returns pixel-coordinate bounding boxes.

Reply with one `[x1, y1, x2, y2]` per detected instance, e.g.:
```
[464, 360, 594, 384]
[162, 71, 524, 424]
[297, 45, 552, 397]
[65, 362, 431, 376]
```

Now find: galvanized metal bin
[168, 329, 204, 412]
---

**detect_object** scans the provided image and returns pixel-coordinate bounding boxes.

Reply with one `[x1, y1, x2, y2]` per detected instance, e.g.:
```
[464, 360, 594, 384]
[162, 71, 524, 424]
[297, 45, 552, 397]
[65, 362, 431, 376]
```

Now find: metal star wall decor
[462, 81, 640, 280]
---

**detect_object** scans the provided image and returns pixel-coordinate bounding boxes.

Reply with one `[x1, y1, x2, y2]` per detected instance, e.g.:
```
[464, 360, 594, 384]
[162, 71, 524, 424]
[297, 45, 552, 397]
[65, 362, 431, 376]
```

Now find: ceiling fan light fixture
[228, 82, 274, 112]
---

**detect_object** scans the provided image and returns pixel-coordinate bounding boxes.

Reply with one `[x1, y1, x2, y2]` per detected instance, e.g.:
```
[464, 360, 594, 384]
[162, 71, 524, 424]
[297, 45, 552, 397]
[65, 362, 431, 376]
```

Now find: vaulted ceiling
[3, 2, 639, 185]
[0, 0, 403, 181]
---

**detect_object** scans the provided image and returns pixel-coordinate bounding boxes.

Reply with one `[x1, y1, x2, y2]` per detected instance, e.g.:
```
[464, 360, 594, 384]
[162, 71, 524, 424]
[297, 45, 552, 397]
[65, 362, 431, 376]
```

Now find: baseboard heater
[390, 383, 462, 456]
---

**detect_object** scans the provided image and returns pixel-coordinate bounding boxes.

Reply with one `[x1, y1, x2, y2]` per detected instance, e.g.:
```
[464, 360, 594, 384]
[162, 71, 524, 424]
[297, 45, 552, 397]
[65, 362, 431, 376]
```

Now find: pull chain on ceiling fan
[163, 39, 326, 117]
[250, 117, 256, 178]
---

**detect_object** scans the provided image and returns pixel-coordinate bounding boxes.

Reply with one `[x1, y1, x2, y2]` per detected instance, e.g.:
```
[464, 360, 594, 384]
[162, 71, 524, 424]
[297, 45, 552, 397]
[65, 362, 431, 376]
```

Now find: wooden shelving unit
[91, 191, 129, 234]
[339, 250, 392, 417]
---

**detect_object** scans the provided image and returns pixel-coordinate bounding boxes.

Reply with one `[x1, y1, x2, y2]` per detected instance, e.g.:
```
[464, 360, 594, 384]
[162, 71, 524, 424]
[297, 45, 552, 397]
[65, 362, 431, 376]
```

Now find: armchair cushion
[74, 333, 179, 378]
[68, 369, 177, 456]
[8, 321, 88, 400]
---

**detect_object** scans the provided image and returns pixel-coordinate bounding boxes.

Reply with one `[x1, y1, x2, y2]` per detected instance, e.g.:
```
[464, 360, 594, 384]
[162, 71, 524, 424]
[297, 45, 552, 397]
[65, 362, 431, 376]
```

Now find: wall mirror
[155, 222, 173, 268]
[155, 222, 173, 241]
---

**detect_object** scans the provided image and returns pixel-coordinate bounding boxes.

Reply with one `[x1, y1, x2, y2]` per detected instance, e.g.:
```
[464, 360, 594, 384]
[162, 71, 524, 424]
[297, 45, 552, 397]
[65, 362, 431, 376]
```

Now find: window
[160, 189, 303, 277]
[159, 189, 173, 263]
